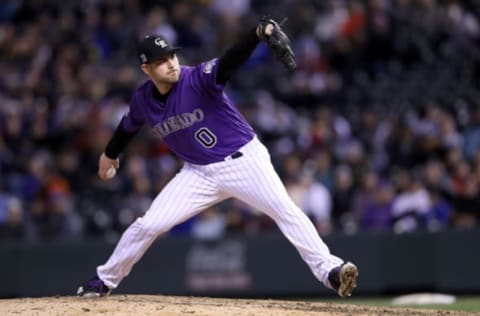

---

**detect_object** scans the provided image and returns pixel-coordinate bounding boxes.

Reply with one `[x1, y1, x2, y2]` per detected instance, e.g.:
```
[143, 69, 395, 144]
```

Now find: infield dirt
[1, 295, 479, 316]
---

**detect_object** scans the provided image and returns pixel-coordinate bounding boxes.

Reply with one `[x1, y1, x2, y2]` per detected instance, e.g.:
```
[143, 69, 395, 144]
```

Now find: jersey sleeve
[122, 93, 145, 133]
[190, 58, 225, 93]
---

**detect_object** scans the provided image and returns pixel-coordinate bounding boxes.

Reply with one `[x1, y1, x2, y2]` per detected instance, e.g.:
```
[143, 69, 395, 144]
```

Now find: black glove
[257, 17, 296, 71]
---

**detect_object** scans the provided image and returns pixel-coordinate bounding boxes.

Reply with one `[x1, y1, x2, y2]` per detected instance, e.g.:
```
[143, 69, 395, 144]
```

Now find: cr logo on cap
[154, 38, 168, 48]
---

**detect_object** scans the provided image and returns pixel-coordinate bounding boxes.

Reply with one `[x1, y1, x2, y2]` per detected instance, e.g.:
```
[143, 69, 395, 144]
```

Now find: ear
[140, 64, 150, 76]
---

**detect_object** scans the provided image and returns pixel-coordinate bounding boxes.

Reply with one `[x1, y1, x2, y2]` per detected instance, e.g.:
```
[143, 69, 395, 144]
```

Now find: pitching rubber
[338, 262, 358, 298]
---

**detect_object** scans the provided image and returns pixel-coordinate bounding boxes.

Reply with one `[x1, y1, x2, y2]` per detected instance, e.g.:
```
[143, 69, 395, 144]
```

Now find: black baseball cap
[137, 35, 181, 64]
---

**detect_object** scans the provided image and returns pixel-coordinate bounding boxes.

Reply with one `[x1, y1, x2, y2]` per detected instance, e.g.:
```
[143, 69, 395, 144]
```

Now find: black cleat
[77, 275, 111, 298]
[328, 262, 358, 298]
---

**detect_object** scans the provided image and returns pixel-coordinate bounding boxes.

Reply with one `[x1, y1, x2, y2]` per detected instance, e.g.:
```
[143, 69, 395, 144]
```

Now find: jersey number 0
[195, 127, 217, 148]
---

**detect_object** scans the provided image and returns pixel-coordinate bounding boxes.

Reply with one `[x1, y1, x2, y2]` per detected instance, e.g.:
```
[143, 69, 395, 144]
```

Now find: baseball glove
[257, 17, 296, 71]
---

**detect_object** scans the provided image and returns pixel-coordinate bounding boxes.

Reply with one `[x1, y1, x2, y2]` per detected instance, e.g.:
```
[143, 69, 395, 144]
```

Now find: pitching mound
[0, 295, 474, 316]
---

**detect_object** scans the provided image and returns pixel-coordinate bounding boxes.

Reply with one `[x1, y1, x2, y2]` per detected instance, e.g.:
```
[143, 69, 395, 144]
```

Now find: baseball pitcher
[77, 18, 358, 298]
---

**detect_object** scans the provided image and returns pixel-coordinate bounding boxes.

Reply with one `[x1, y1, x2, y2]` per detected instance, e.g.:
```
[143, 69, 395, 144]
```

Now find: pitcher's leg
[222, 144, 343, 288]
[97, 166, 224, 289]
[244, 188, 342, 286]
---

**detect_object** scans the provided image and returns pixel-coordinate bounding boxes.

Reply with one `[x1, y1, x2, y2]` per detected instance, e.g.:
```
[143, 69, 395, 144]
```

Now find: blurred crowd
[1, 0, 480, 243]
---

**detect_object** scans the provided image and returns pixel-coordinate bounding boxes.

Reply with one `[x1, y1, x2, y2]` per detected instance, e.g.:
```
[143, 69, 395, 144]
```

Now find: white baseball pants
[97, 136, 343, 289]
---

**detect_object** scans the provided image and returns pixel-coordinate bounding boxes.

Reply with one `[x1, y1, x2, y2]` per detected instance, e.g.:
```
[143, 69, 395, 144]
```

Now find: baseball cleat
[328, 262, 358, 298]
[77, 275, 111, 298]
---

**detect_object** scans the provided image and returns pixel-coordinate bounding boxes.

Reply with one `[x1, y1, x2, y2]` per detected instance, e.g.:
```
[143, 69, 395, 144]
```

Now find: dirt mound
[0, 295, 475, 316]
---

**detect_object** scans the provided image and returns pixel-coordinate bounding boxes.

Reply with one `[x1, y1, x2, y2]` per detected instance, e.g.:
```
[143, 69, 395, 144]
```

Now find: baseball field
[1, 295, 480, 316]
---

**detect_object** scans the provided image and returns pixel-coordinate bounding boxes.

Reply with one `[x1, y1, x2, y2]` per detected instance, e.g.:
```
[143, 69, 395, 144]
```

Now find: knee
[131, 217, 165, 239]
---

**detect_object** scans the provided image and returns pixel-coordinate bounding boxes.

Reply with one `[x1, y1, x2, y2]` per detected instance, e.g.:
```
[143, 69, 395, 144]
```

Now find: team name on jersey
[152, 108, 204, 138]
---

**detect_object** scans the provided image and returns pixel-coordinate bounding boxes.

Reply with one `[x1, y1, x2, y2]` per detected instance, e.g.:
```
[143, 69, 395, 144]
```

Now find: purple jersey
[122, 58, 255, 165]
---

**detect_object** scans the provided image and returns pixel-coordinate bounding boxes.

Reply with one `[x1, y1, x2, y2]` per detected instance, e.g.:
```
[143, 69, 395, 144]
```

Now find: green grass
[322, 296, 480, 313]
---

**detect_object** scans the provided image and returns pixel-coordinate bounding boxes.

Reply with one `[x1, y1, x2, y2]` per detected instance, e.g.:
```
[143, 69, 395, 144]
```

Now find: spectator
[391, 169, 432, 233]
[352, 170, 393, 231]
[191, 207, 227, 241]
[331, 164, 355, 232]
[0, 196, 26, 240]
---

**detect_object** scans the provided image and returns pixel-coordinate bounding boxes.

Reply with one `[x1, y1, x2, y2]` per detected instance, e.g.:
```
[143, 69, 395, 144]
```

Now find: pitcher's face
[141, 53, 180, 84]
